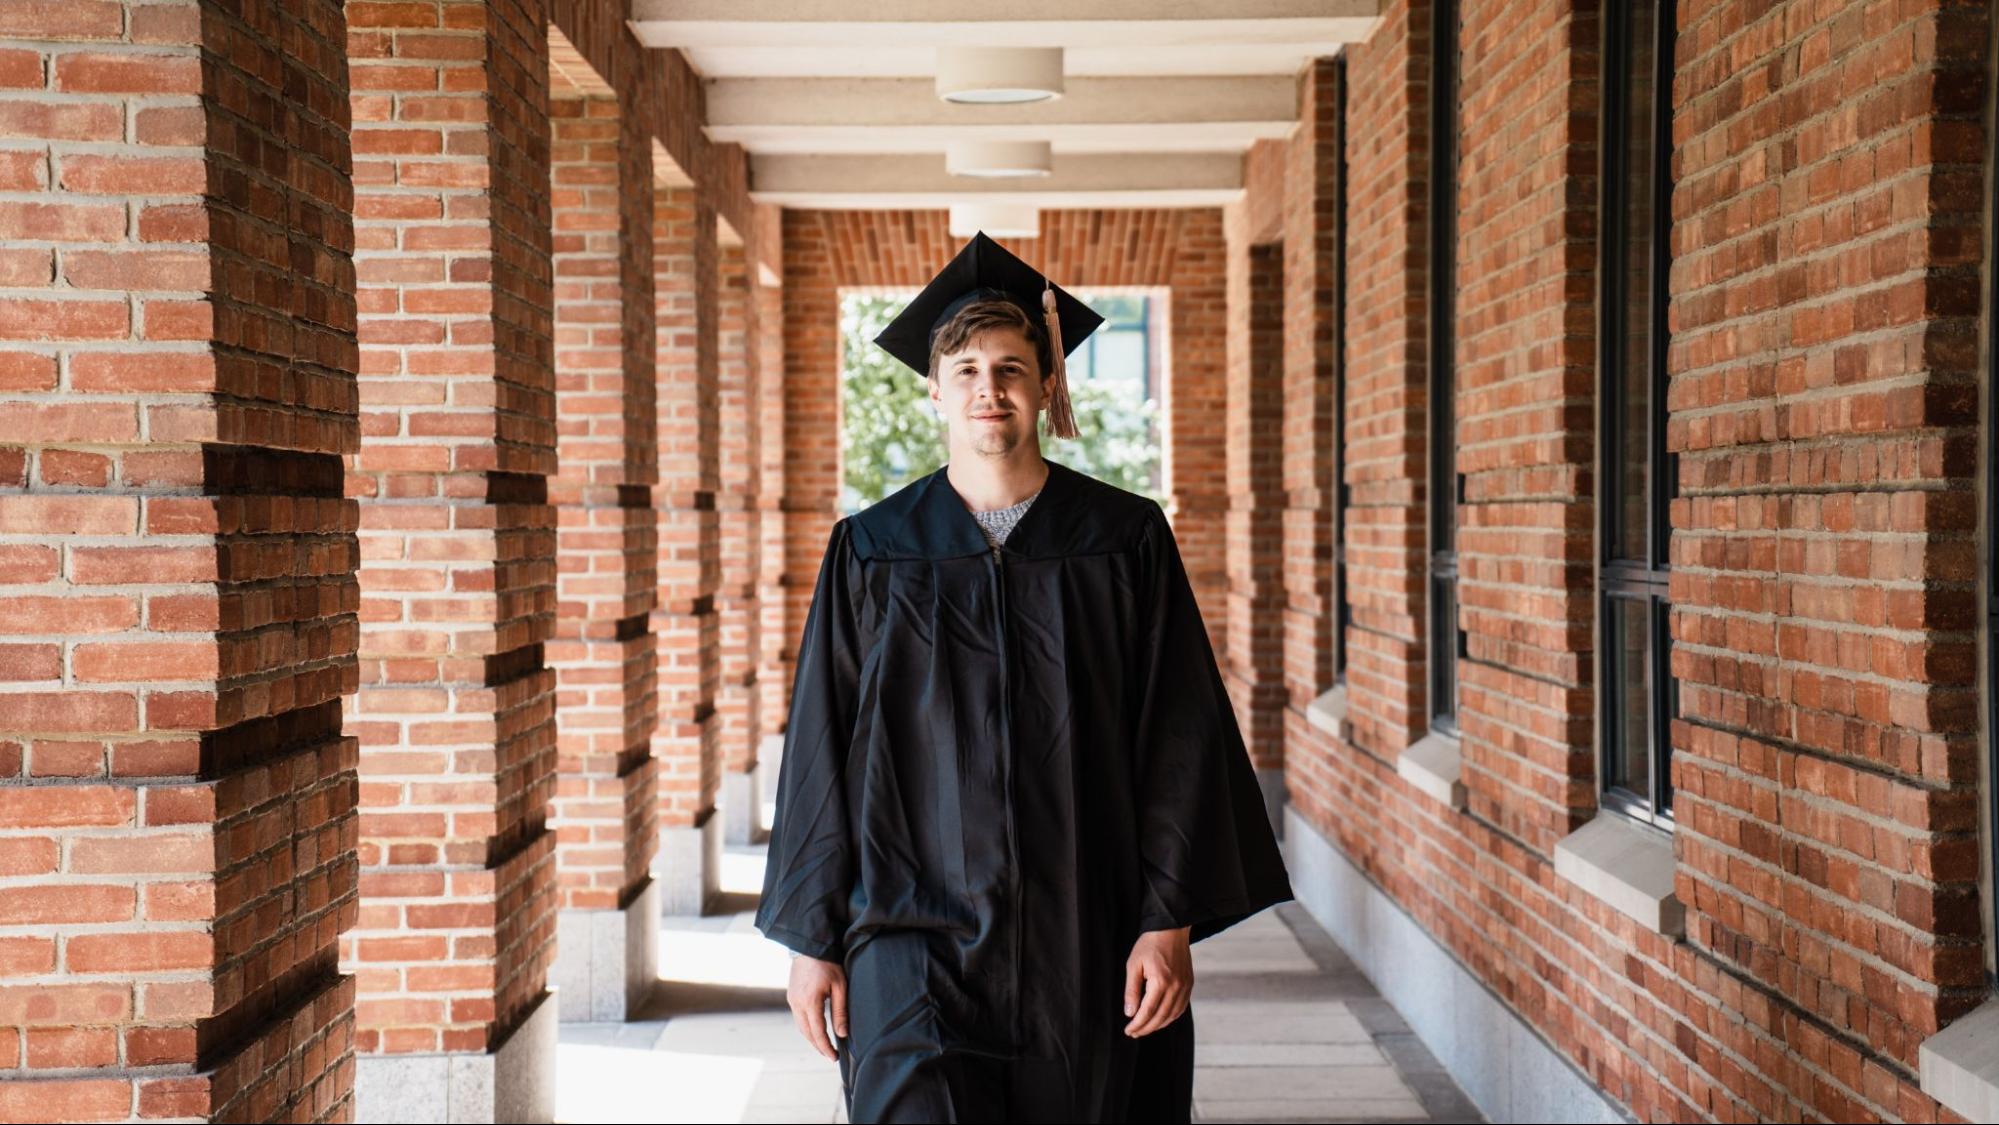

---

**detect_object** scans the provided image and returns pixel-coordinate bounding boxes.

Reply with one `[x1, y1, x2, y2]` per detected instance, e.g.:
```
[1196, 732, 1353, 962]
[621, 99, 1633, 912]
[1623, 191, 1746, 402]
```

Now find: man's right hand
[787, 954, 848, 1061]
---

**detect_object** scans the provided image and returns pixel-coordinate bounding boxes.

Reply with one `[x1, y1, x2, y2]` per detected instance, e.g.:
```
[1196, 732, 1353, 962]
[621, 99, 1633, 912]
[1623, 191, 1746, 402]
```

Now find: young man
[756, 231, 1293, 1123]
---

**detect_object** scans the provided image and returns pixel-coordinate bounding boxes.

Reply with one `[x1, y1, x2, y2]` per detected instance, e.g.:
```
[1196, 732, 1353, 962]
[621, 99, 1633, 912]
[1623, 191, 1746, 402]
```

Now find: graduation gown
[754, 457, 1295, 1123]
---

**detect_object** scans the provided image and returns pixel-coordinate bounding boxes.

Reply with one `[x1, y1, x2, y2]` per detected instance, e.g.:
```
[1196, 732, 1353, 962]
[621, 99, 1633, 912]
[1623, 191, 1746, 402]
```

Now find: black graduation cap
[873, 230, 1104, 381]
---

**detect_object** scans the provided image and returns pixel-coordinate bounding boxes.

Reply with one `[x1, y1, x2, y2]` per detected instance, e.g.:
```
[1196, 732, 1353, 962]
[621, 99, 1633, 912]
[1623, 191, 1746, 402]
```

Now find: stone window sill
[1553, 813, 1683, 936]
[1397, 730, 1465, 810]
[1921, 993, 1999, 1123]
[1305, 684, 1348, 739]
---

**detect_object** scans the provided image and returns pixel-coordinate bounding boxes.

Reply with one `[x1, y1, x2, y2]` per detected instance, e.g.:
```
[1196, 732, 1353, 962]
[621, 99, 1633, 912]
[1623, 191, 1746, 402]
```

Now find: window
[1065, 293, 1152, 402]
[1598, 0, 1677, 827]
[1427, 0, 1462, 735]
[1985, 17, 1999, 986]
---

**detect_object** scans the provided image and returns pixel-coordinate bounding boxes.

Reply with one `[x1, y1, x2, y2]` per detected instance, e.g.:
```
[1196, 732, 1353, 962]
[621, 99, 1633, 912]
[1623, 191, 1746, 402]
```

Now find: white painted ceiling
[627, 1, 1377, 210]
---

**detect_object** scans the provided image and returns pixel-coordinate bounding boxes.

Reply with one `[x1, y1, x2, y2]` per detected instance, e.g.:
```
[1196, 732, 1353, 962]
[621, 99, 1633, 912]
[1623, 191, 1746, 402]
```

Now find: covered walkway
[553, 833, 1477, 1124]
[1, 0, 1996, 1122]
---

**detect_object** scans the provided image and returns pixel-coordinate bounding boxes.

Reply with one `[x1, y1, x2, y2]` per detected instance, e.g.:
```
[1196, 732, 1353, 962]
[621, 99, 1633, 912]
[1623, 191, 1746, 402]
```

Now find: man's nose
[972, 368, 1006, 402]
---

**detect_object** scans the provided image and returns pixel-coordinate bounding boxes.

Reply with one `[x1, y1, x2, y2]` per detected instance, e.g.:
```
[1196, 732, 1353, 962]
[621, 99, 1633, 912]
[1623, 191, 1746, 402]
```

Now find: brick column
[774, 211, 840, 760]
[547, 93, 658, 1022]
[1332, 2, 1430, 777]
[714, 234, 766, 847]
[1451, 0, 1599, 854]
[651, 185, 721, 914]
[751, 209, 789, 833]
[0, 2, 359, 1119]
[1163, 211, 1232, 651]
[1281, 57, 1343, 723]
[1223, 142, 1291, 831]
[345, 4, 559, 1118]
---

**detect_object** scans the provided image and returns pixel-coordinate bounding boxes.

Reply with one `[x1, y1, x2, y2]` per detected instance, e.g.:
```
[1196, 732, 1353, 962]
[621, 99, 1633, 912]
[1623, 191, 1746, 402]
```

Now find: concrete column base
[355, 987, 557, 1124]
[723, 756, 768, 845]
[554, 878, 660, 1022]
[1255, 765, 1288, 840]
[654, 808, 721, 915]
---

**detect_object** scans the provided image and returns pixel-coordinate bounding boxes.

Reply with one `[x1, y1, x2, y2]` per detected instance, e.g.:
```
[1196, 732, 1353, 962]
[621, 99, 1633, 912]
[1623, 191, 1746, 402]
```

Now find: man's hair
[926, 297, 1050, 381]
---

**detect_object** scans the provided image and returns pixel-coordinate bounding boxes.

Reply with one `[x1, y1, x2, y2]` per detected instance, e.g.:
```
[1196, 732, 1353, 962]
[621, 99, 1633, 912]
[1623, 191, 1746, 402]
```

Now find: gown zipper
[988, 543, 1022, 1059]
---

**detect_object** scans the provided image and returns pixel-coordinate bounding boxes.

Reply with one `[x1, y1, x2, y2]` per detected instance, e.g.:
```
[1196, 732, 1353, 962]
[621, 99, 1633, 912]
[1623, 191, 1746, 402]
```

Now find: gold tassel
[1041, 284, 1078, 440]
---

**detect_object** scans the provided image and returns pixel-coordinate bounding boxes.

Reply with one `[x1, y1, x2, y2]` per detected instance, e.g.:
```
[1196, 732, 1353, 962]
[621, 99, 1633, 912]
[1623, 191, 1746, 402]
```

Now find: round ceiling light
[935, 46, 1064, 104]
[949, 203, 1040, 239]
[945, 139, 1052, 179]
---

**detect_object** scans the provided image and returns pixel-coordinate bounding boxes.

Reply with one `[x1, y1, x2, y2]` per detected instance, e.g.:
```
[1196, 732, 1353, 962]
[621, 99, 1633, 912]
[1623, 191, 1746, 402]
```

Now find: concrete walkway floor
[556, 839, 1482, 1124]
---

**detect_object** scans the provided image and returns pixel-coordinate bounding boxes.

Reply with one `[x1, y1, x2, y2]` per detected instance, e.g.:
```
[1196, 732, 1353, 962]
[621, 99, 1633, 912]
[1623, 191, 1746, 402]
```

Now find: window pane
[1616, 2, 1658, 562]
[1608, 595, 1652, 802]
[1096, 330, 1146, 387]
[1431, 572, 1457, 728]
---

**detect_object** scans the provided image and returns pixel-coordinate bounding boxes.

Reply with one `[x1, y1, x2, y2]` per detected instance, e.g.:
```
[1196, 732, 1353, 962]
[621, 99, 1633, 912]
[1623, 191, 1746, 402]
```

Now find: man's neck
[945, 449, 1050, 513]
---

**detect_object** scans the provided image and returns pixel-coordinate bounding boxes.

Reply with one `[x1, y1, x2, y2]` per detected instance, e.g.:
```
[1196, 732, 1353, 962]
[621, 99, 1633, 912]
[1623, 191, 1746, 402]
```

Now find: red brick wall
[1668, 0, 1988, 1112]
[0, 0, 359, 1117]
[1286, 0, 1996, 1120]
[777, 210, 1233, 717]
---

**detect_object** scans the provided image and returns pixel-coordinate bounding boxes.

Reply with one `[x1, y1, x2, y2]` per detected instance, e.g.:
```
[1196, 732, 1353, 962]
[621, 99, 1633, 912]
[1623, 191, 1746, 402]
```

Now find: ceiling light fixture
[945, 139, 1052, 179]
[949, 203, 1040, 239]
[935, 46, 1064, 104]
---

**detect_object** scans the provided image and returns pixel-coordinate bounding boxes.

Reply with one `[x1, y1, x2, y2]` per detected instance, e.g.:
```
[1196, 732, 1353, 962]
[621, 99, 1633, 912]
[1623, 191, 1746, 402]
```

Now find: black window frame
[1427, 0, 1463, 737]
[1983, 0, 1999, 989]
[1597, 0, 1678, 828]
[1333, 54, 1352, 689]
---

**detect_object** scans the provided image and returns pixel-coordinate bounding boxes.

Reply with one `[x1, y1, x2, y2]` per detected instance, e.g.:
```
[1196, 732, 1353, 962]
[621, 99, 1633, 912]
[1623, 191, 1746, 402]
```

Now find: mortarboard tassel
[1042, 282, 1079, 440]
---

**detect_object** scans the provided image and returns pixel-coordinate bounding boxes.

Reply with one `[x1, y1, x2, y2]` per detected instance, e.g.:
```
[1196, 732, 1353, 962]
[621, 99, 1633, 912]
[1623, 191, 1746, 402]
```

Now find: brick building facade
[0, 0, 1994, 1121]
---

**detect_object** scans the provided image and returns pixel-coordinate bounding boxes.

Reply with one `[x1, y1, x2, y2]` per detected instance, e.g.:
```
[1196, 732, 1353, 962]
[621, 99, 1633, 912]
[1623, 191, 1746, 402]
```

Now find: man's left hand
[1123, 925, 1193, 1037]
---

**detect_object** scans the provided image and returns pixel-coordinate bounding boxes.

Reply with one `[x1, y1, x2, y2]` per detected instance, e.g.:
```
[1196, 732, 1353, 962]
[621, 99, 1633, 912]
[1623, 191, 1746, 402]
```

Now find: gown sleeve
[1129, 503, 1296, 943]
[754, 517, 864, 963]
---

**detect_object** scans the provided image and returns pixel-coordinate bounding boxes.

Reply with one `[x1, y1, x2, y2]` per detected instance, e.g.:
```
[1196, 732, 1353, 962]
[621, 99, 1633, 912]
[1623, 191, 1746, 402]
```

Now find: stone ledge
[1920, 993, 1999, 1123]
[1396, 730, 1465, 810]
[1553, 814, 1683, 936]
[1305, 683, 1348, 740]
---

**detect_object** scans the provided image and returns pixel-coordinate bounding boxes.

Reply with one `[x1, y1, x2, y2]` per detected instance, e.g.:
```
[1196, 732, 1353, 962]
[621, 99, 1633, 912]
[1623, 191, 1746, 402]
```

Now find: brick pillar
[1223, 145, 1292, 831]
[1451, 0, 1598, 854]
[0, 2, 359, 1119]
[775, 212, 839, 763]
[751, 208, 789, 832]
[1282, 56, 1343, 721]
[1164, 211, 1232, 651]
[547, 93, 658, 1022]
[1334, 2, 1431, 775]
[651, 185, 721, 914]
[714, 235, 765, 847]
[345, 4, 559, 1118]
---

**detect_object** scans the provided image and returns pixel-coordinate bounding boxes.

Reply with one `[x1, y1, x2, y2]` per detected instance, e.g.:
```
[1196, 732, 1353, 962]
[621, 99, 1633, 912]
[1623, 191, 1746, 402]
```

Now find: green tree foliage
[839, 293, 1163, 512]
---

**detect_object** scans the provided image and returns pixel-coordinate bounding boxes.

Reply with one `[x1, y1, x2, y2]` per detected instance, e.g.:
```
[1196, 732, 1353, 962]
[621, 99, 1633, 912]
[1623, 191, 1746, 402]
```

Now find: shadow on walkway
[556, 839, 1483, 1124]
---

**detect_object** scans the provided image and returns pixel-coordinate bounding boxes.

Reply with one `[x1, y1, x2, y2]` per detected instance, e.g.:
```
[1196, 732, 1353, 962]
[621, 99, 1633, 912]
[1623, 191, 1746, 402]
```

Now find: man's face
[929, 325, 1049, 458]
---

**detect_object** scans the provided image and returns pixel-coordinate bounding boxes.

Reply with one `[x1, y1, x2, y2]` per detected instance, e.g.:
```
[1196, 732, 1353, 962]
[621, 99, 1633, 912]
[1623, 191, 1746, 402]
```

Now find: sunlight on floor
[556, 833, 852, 1124]
[556, 1041, 764, 1124]
[721, 840, 771, 895]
